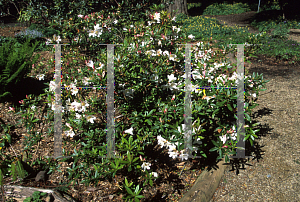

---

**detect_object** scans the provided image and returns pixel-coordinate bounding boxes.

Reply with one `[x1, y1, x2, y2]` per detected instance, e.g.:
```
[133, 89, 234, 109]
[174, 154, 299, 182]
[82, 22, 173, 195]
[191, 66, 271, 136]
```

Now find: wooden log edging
[179, 158, 228, 202]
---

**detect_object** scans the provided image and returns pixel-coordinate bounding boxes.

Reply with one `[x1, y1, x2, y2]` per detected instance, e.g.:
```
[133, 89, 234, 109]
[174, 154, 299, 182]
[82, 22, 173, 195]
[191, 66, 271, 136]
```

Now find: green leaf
[149, 179, 153, 186]
[227, 103, 233, 111]
[145, 119, 152, 126]
[209, 147, 218, 152]
[244, 113, 251, 122]
[125, 186, 134, 195]
[32, 119, 39, 123]
[135, 184, 140, 194]
[225, 155, 229, 163]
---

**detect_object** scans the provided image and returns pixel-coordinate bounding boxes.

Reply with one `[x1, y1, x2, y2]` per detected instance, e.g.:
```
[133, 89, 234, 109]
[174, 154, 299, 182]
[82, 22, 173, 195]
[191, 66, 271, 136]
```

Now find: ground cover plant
[2, 1, 299, 201]
[202, 2, 252, 15]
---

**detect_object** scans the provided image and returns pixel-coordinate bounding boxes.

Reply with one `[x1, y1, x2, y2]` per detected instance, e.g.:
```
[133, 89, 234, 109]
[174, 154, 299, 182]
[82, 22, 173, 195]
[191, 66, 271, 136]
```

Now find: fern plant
[0, 37, 40, 102]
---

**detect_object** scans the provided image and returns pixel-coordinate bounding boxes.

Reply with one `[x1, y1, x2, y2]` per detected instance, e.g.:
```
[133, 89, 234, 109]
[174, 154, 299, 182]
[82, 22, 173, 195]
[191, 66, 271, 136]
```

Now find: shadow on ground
[0, 76, 52, 109]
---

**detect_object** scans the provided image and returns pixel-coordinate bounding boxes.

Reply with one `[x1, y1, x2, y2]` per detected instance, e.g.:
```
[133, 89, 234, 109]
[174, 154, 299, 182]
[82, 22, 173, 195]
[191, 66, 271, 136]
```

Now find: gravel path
[210, 53, 300, 201]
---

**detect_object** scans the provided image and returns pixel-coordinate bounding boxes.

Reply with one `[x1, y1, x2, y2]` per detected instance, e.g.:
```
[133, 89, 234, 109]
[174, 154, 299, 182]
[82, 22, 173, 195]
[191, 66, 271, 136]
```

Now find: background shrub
[0, 37, 40, 102]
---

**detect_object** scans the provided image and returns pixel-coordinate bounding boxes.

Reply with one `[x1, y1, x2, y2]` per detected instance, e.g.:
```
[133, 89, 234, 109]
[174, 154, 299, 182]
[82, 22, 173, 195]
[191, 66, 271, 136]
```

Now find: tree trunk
[162, 0, 188, 19]
[278, 0, 285, 20]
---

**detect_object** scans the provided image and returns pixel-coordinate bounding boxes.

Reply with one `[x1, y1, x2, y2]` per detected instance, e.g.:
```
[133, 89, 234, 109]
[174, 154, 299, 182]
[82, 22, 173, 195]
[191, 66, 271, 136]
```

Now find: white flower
[78, 15, 83, 18]
[36, 74, 45, 81]
[96, 62, 104, 70]
[71, 86, 78, 96]
[150, 172, 158, 177]
[31, 105, 36, 110]
[94, 24, 101, 30]
[168, 151, 178, 159]
[192, 70, 203, 80]
[169, 54, 176, 61]
[153, 12, 160, 23]
[45, 38, 52, 45]
[178, 124, 196, 135]
[123, 28, 127, 31]
[53, 34, 61, 43]
[49, 81, 56, 92]
[114, 19, 118, 24]
[163, 50, 169, 56]
[124, 127, 133, 135]
[66, 122, 72, 130]
[70, 100, 81, 112]
[188, 34, 195, 40]
[157, 135, 167, 148]
[65, 130, 75, 138]
[86, 115, 96, 123]
[88, 27, 103, 37]
[203, 95, 215, 101]
[158, 40, 162, 46]
[156, 49, 162, 56]
[75, 113, 81, 119]
[141, 162, 151, 171]
[220, 134, 228, 144]
[179, 152, 189, 161]
[172, 16, 176, 21]
[82, 77, 91, 85]
[167, 74, 177, 83]
[166, 142, 176, 151]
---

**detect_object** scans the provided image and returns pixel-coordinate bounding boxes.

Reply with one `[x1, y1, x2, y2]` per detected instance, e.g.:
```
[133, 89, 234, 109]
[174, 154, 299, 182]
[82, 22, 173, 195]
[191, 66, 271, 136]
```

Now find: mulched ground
[0, 24, 227, 202]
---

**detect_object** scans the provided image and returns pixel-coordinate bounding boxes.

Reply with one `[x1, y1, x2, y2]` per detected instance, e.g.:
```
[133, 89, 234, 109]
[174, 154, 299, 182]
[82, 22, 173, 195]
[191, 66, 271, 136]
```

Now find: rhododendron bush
[17, 4, 268, 200]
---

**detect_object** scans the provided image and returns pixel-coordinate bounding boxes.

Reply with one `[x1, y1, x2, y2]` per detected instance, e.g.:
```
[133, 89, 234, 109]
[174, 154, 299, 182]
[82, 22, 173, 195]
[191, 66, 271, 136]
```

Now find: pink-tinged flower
[84, 15, 88, 20]
[8, 107, 15, 112]
[222, 145, 228, 148]
[97, 73, 100, 76]
[164, 108, 167, 113]
[174, 110, 176, 113]
[139, 155, 145, 161]
[151, 30, 154, 35]
[160, 117, 162, 123]
[19, 100, 24, 104]
[171, 94, 175, 101]
[129, 29, 131, 32]
[32, 64, 34, 69]
[137, 50, 141, 54]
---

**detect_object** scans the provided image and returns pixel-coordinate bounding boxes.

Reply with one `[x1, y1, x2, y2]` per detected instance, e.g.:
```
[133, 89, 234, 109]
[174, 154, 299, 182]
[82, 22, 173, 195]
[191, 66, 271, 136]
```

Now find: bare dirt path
[201, 12, 300, 201]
